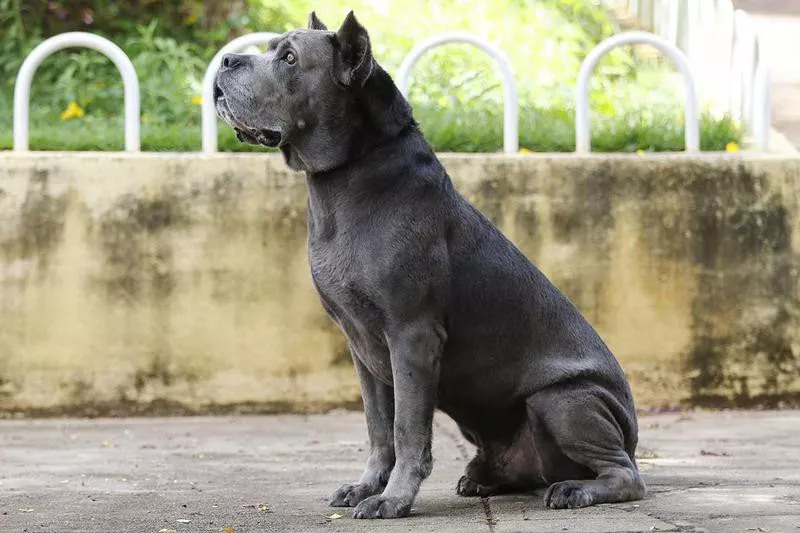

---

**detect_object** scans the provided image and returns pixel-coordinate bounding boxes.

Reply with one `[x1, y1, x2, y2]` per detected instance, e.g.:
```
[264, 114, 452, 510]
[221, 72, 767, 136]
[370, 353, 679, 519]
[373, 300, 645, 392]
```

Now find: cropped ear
[307, 11, 328, 31]
[335, 11, 373, 87]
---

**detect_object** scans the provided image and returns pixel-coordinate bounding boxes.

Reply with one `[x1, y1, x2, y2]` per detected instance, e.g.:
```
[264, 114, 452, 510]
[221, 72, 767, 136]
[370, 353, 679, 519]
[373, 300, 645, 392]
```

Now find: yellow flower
[519, 147, 534, 154]
[191, 95, 203, 106]
[725, 142, 740, 153]
[60, 101, 85, 120]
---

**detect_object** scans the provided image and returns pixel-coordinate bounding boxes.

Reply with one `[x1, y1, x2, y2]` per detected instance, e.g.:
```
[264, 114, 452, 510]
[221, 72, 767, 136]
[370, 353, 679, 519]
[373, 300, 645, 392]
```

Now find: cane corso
[214, 11, 646, 519]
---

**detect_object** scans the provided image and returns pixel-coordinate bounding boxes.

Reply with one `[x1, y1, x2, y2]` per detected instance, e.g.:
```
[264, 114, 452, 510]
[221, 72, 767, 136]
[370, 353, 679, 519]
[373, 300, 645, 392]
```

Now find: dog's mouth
[234, 127, 282, 147]
[215, 85, 283, 148]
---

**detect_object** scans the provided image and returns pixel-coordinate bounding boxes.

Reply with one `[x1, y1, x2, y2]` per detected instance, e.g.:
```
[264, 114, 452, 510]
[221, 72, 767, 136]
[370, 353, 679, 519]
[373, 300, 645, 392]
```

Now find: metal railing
[201, 32, 280, 153]
[607, 0, 771, 150]
[13, 32, 140, 152]
[396, 33, 519, 154]
[576, 31, 699, 153]
[10, 18, 772, 154]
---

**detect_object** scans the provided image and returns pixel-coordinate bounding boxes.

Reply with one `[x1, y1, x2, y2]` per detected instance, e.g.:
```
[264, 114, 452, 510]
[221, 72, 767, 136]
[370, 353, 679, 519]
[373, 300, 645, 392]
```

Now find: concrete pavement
[1, 411, 800, 532]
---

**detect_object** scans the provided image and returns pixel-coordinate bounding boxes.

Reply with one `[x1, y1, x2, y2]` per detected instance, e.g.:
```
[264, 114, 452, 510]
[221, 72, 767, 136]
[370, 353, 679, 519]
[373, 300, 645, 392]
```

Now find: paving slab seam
[480, 496, 498, 532]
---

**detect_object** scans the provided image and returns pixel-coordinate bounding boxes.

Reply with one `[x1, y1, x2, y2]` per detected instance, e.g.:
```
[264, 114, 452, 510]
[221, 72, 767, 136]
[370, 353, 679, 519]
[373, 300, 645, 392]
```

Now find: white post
[733, 9, 758, 137]
[13, 32, 140, 152]
[753, 58, 771, 151]
[715, 0, 737, 119]
[396, 32, 519, 153]
[655, 0, 670, 38]
[733, 11, 751, 126]
[675, 0, 690, 52]
[629, 0, 639, 18]
[201, 32, 280, 153]
[576, 31, 700, 153]
[639, 0, 654, 30]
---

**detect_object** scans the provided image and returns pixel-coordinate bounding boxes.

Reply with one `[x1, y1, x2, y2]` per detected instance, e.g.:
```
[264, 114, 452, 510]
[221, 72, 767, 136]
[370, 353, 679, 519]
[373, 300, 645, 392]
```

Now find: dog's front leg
[330, 354, 395, 507]
[353, 323, 444, 519]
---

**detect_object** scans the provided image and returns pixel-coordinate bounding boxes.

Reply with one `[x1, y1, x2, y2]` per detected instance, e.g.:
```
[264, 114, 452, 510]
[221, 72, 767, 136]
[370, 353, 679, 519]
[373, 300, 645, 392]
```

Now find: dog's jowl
[215, 10, 646, 519]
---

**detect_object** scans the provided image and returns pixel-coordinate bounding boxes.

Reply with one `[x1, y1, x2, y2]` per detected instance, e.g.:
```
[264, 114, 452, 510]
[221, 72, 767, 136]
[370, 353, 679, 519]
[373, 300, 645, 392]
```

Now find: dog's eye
[284, 51, 296, 65]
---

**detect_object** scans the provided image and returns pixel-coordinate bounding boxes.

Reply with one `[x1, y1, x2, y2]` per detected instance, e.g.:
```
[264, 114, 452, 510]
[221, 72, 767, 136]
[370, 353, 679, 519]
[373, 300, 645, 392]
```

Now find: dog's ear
[308, 11, 328, 31]
[334, 11, 373, 87]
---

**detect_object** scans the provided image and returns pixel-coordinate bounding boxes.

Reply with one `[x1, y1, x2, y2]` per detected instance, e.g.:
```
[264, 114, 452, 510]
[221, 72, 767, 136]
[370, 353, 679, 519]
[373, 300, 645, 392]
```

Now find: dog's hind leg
[330, 353, 395, 507]
[456, 451, 543, 497]
[526, 381, 646, 509]
[456, 421, 547, 497]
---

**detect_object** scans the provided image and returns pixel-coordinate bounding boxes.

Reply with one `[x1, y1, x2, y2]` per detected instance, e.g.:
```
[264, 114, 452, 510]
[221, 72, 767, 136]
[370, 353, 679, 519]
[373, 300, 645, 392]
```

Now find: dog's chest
[309, 240, 379, 327]
[308, 236, 392, 378]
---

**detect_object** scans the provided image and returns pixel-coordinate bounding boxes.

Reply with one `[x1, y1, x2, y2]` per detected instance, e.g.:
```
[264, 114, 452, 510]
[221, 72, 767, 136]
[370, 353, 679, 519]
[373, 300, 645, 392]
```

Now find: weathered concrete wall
[1, 152, 799, 415]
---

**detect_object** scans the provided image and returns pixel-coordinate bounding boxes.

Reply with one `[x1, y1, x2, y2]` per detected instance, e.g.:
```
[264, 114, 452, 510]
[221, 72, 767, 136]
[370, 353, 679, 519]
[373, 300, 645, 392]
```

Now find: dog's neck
[304, 124, 442, 241]
[282, 64, 416, 174]
[306, 123, 422, 193]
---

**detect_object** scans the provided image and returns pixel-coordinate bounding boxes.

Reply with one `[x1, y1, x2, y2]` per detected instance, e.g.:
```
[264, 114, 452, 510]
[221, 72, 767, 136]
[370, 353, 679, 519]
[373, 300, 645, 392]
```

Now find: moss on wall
[1, 153, 799, 416]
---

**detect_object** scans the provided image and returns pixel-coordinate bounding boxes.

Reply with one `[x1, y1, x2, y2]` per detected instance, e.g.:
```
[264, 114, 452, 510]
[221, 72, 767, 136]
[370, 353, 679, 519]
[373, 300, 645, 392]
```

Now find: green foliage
[0, 0, 742, 152]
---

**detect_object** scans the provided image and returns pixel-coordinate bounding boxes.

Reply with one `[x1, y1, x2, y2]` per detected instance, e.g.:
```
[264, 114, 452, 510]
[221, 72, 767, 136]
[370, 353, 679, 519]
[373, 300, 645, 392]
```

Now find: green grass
[0, 104, 742, 153]
[416, 104, 741, 153]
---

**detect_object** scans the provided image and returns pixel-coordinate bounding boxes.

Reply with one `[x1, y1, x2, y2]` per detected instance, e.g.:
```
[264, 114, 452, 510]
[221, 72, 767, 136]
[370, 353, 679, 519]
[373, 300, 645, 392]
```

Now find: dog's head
[214, 11, 413, 173]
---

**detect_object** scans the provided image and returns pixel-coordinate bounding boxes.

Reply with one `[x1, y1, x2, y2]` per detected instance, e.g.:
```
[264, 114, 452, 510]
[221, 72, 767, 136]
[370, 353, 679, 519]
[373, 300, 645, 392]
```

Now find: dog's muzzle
[214, 82, 283, 148]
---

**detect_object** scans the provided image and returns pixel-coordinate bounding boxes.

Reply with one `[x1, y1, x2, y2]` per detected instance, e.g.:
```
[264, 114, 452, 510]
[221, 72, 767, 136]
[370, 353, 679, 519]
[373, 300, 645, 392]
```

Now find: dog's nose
[221, 53, 249, 70]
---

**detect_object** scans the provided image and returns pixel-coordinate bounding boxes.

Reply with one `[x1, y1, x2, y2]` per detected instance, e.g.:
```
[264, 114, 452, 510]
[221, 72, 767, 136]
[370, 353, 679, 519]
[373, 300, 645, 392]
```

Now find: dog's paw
[353, 495, 411, 519]
[456, 474, 492, 497]
[544, 480, 595, 509]
[329, 483, 380, 507]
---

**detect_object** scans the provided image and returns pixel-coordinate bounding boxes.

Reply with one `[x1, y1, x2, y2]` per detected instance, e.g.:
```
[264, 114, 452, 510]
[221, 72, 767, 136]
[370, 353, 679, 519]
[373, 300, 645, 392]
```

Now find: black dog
[214, 11, 646, 519]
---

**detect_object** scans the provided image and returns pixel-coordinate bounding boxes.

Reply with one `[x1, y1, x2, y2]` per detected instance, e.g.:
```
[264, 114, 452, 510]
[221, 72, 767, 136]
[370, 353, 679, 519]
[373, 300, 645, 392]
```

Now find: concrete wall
[1, 152, 799, 415]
